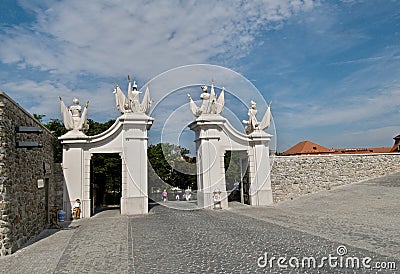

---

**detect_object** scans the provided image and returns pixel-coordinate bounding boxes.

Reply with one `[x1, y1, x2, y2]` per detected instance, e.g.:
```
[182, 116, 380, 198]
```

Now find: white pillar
[248, 130, 273, 206]
[120, 152, 128, 200]
[239, 153, 248, 204]
[61, 145, 84, 220]
[120, 113, 153, 215]
[190, 115, 228, 209]
[81, 152, 92, 218]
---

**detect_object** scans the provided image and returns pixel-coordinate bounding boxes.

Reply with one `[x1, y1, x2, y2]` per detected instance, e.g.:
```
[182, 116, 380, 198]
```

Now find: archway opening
[225, 150, 241, 202]
[90, 153, 122, 215]
[225, 150, 250, 204]
[148, 143, 197, 209]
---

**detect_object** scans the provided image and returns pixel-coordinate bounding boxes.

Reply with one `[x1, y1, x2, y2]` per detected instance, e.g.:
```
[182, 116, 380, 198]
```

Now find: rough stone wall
[53, 163, 64, 210]
[0, 91, 59, 255]
[271, 154, 400, 203]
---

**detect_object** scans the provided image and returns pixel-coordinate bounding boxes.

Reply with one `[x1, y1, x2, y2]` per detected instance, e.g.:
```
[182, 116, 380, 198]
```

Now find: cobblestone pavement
[0, 173, 399, 273]
[231, 172, 400, 259]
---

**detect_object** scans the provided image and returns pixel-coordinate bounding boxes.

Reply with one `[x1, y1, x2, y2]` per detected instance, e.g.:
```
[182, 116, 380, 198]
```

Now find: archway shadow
[148, 201, 160, 212]
[92, 205, 121, 217]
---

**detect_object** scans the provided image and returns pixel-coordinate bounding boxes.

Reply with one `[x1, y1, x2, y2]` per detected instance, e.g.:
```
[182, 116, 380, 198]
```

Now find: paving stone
[0, 173, 399, 273]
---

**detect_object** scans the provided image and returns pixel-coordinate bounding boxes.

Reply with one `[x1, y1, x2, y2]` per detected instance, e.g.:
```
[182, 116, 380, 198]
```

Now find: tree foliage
[148, 143, 196, 191]
[33, 113, 46, 122]
[91, 153, 121, 206]
[86, 119, 116, 136]
[224, 151, 243, 191]
[44, 119, 67, 162]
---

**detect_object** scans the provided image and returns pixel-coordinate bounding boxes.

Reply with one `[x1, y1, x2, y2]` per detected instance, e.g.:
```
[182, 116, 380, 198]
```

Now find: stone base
[197, 191, 229, 209]
[250, 189, 273, 206]
[121, 197, 148, 215]
[59, 129, 87, 139]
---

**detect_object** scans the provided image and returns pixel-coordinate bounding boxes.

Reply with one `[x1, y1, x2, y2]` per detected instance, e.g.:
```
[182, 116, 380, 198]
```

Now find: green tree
[224, 150, 242, 191]
[86, 119, 116, 136]
[33, 113, 46, 122]
[91, 153, 121, 206]
[44, 119, 67, 162]
[148, 143, 196, 191]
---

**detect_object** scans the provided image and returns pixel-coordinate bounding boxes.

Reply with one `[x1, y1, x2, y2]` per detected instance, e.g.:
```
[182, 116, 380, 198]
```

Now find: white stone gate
[59, 79, 153, 218]
[60, 78, 273, 217]
[60, 113, 153, 218]
[187, 83, 273, 209]
[189, 114, 273, 209]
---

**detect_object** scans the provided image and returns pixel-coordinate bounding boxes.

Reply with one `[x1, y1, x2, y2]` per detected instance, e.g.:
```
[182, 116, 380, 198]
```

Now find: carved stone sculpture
[187, 80, 224, 117]
[242, 100, 271, 134]
[59, 97, 89, 132]
[113, 75, 152, 115]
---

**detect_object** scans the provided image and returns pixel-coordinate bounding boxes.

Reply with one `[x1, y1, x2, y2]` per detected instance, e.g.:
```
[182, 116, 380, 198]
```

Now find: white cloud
[0, 79, 119, 122]
[5, 0, 399, 152]
[277, 87, 400, 129]
[0, 0, 318, 80]
[325, 125, 400, 148]
[0, 0, 318, 129]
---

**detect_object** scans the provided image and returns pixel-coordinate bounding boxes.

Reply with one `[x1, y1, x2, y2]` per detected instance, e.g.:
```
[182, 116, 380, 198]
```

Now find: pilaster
[248, 130, 273, 206]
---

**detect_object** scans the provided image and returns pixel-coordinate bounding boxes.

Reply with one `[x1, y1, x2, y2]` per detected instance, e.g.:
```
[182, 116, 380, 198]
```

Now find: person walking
[162, 190, 167, 203]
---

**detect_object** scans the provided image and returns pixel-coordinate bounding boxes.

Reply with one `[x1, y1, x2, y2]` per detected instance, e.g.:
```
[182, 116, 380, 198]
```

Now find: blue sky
[0, 0, 399, 152]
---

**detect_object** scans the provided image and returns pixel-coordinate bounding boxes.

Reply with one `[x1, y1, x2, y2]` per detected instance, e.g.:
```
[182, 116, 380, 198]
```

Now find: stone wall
[53, 163, 64, 209]
[271, 153, 400, 203]
[0, 91, 60, 255]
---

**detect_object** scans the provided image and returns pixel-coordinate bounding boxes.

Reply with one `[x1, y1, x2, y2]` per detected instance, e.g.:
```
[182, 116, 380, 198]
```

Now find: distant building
[331, 147, 392, 154]
[280, 140, 333, 156]
[281, 138, 396, 156]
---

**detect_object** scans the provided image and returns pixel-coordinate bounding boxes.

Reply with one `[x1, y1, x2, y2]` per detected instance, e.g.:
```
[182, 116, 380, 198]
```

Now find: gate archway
[90, 153, 122, 214]
[189, 114, 273, 209]
[60, 113, 153, 218]
[187, 82, 273, 209]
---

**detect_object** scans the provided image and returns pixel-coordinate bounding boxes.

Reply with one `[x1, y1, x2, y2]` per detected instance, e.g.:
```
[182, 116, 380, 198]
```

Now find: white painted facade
[59, 80, 273, 217]
[189, 114, 273, 209]
[60, 112, 153, 218]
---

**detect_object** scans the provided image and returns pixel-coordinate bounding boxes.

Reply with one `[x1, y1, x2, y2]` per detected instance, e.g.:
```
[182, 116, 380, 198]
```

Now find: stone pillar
[81, 152, 92, 218]
[248, 130, 273, 206]
[120, 113, 153, 215]
[120, 152, 128, 201]
[61, 145, 84, 220]
[239, 153, 249, 204]
[189, 115, 228, 209]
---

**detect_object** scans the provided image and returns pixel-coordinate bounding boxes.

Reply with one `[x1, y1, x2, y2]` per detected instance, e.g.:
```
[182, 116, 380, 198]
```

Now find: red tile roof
[332, 147, 392, 154]
[282, 140, 394, 156]
[281, 140, 333, 156]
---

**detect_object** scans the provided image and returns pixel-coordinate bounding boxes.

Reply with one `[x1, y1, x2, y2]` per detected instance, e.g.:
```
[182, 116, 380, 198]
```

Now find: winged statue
[113, 75, 152, 115]
[59, 97, 89, 132]
[187, 80, 225, 117]
[242, 100, 272, 134]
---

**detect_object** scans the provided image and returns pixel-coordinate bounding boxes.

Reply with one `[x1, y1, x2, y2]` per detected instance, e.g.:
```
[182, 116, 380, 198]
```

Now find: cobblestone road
[0, 173, 399, 273]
